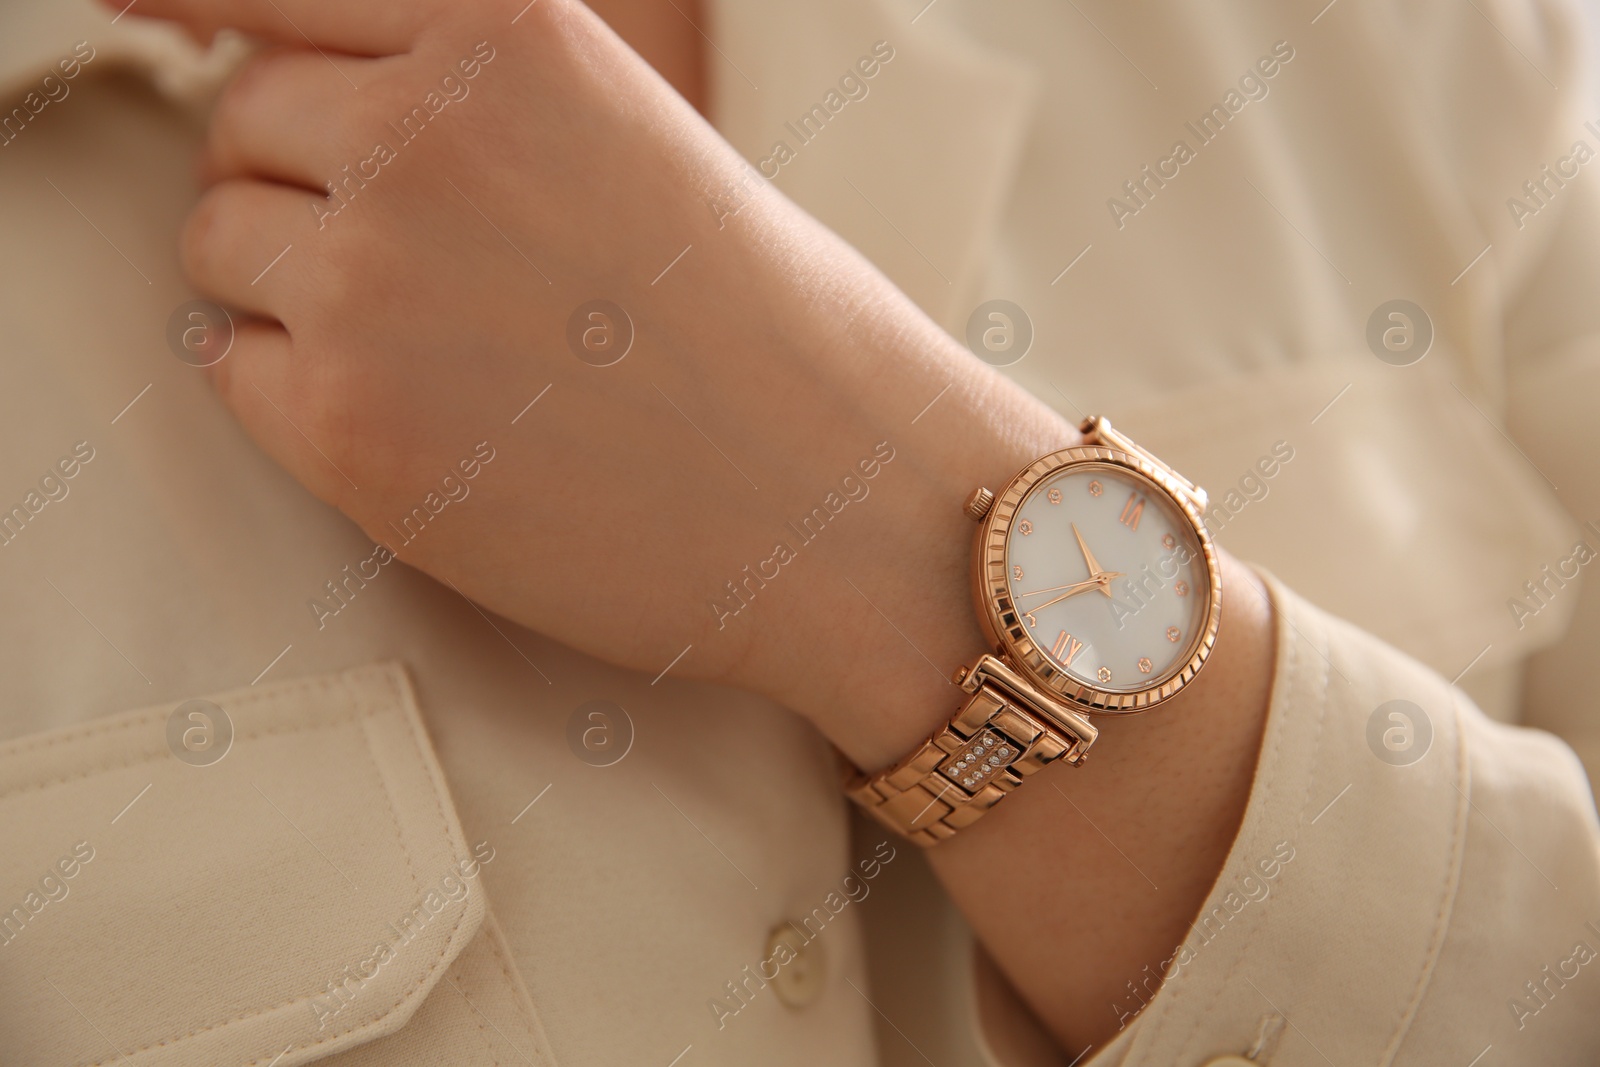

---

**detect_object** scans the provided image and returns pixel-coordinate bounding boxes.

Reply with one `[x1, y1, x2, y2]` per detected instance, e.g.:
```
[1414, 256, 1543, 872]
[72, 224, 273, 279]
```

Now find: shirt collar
[0, 0, 245, 108]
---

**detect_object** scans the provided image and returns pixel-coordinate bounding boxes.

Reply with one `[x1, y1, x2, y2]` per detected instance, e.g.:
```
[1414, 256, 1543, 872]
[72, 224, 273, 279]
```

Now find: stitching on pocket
[0, 667, 407, 803]
[451, 956, 507, 1067]
[65, 668, 477, 1067]
[483, 913, 543, 1057]
[0, 716, 356, 804]
[351, 674, 423, 903]
[0, 674, 350, 759]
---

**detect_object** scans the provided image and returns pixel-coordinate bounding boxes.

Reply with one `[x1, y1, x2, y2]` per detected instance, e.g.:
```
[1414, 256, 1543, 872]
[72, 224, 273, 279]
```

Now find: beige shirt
[0, 1, 1597, 1065]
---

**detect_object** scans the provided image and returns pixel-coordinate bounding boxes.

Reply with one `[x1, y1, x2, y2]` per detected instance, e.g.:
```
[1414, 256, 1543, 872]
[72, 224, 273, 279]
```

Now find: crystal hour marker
[1047, 487, 1062, 504]
[1097, 666, 1112, 682]
[1174, 580, 1188, 596]
[1018, 519, 1033, 535]
[1088, 480, 1103, 497]
[1162, 534, 1176, 550]
[1013, 565, 1023, 581]
[1138, 657, 1153, 674]
[1166, 626, 1181, 643]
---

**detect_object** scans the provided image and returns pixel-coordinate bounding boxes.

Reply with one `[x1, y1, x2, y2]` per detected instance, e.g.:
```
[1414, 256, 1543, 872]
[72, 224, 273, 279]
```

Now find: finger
[101, 0, 423, 57]
[182, 178, 324, 320]
[205, 47, 389, 190]
[206, 322, 356, 508]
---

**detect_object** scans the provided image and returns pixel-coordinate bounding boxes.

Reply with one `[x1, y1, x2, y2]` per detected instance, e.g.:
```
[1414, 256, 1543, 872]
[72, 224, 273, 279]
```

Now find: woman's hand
[120, 0, 1070, 760]
[120, 0, 1281, 1050]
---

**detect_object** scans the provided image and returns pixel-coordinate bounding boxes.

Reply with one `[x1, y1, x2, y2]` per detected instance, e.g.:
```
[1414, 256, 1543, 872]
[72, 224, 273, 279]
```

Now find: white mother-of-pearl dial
[1004, 465, 1208, 692]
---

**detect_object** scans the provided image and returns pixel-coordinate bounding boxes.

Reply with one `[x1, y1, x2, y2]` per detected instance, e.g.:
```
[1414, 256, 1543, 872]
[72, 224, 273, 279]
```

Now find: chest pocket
[0, 663, 555, 1067]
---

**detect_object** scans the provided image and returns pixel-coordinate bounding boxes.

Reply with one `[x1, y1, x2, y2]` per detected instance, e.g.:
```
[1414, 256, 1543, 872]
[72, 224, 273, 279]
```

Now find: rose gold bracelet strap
[843, 668, 1095, 847]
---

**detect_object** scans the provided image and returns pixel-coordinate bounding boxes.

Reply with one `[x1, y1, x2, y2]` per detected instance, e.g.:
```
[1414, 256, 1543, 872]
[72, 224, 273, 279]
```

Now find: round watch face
[1000, 461, 1211, 696]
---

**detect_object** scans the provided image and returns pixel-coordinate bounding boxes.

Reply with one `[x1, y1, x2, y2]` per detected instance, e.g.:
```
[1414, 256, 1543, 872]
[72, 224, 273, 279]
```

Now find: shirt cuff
[972, 568, 1600, 1065]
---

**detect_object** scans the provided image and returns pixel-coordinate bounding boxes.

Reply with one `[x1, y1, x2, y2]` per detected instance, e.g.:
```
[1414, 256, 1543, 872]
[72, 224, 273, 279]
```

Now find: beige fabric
[0, 663, 554, 1067]
[0, 1, 1597, 1066]
[1091, 573, 1600, 1063]
[703, 0, 1600, 1063]
[0, 43, 877, 1067]
[704, 0, 1598, 723]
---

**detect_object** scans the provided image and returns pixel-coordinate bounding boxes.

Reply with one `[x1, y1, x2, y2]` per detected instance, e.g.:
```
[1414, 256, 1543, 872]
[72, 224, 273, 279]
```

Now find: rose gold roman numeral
[1051, 630, 1083, 666]
[1119, 493, 1145, 530]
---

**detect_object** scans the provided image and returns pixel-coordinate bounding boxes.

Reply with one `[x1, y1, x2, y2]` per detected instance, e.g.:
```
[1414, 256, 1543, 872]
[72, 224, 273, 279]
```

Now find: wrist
[724, 336, 1081, 770]
[687, 186, 1081, 760]
[926, 551, 1274, 1050]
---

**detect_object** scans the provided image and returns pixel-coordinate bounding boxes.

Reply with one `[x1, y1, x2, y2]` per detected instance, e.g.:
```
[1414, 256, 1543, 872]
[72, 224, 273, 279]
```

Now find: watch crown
[952, 665, 970, 685]
[963, 487, 995, 521]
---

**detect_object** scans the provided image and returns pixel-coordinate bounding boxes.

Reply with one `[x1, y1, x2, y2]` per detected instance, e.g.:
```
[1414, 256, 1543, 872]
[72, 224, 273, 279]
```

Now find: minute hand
[1017, 578, 1107, 599]
[1026, 575, 1114, 614]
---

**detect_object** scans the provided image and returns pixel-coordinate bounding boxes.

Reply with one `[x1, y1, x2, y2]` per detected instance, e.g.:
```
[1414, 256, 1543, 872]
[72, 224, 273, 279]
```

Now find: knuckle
[180, 185, 230, 280]
[213, 50, 277, 125]
[208, 53, 284, 163]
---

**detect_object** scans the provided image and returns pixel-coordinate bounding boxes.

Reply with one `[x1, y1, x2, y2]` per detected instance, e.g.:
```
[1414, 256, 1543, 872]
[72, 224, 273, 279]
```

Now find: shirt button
[766, 924, 826, 1009]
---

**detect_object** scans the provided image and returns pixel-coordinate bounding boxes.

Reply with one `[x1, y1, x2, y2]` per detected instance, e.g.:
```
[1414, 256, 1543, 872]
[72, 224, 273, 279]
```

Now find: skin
[114, 0, 1276, 1050]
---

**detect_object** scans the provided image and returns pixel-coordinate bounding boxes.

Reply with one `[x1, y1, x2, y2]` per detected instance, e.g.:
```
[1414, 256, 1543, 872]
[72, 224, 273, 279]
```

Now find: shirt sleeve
[1504, 161, 1600, 789]
[969, 570, 1600, 1066]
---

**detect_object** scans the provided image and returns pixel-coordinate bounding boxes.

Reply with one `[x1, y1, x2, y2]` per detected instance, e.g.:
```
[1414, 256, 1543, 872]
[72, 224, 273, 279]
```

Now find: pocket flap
[0, 663, 512, 1067]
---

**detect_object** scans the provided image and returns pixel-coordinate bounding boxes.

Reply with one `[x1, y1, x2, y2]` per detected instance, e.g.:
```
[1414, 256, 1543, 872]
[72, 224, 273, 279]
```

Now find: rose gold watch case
[970, 426, 1222, 716]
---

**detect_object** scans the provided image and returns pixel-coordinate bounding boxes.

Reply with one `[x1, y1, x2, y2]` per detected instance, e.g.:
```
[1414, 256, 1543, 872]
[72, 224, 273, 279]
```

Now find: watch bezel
[970, 445, 1222, 715]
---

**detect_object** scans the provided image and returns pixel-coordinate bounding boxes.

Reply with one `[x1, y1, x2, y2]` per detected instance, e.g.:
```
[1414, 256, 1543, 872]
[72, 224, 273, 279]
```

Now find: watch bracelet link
[843, 655, 1098, 847]
[844, 417, 1206, 847]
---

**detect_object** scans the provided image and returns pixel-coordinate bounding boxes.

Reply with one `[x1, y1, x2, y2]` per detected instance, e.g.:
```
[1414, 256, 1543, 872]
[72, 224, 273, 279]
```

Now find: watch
[844, 415, 1222, 847]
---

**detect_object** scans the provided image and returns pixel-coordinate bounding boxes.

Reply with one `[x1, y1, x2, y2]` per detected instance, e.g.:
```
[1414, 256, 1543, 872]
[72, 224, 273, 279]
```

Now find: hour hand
[1072, 523, 1104, 577]
[1071, 523, 1121, 597]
